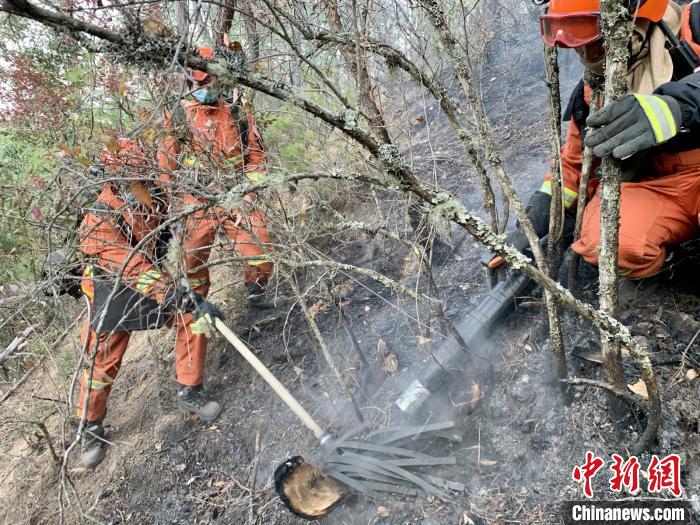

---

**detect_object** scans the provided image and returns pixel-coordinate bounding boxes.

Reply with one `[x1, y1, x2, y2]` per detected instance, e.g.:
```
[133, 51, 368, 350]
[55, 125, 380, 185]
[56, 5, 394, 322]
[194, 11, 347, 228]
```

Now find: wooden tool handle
[214, 318, 326, 439]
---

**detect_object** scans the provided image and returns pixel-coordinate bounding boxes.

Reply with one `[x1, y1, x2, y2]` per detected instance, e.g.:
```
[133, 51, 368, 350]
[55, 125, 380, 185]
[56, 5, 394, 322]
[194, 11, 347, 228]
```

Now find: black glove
[584, 94, 681, 159]
[164, 287, 225, 337]
[520, 190, 551, 238]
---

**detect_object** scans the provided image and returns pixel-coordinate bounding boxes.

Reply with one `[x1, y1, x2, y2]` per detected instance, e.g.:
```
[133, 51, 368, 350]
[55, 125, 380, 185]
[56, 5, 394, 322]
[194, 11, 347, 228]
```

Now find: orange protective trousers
[77, 309, 204, 422]
[573, 152, 700, 278]
[182, 194, 274, 297]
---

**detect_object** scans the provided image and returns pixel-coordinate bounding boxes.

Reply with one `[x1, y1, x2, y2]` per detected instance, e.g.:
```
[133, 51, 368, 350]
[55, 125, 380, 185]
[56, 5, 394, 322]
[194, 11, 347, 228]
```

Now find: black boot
[245, 280, 273, 310]
[81, 421, 106, 469]
[177, 384, 222, 421]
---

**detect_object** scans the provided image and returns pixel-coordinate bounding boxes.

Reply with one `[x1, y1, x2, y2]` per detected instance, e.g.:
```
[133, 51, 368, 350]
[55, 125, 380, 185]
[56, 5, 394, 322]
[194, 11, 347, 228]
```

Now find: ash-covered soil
[2, 12, 699, 524]
[2, 221, 699, 525]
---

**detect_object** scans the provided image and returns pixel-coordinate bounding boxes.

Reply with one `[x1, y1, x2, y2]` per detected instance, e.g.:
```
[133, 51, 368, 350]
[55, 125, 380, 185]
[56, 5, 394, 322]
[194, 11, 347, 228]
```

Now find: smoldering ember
[1, 0, 699, 523]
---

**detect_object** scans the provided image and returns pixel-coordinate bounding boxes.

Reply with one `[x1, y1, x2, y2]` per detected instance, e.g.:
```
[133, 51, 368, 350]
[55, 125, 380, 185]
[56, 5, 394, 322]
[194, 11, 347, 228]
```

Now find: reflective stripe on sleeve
[539, 180, 578, 208]
[246, 258, 270, 266]
[563, 186, 578, 208]
[135, 269, 162, 294]
[633, 94, 677, 143]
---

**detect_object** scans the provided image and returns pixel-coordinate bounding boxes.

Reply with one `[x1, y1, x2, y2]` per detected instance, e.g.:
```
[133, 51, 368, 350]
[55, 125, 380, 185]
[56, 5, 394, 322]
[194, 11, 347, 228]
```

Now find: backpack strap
[563, 78, 590, 144]
[170, 102, 192, 145]
[229, 95, 250, 161]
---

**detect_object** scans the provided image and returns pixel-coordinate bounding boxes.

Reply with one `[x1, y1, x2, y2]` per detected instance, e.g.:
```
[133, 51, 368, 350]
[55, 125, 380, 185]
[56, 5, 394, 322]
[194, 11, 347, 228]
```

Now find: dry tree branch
[284, 4, 498, 233]
[18, 419, 61, 464]
[543, 44, 567, 381]
[599, 0, 660, 451]
[562, 377, 640, 407]
[290, 276, 365, 423]
[568, 75, 604, 290]
[0, 0, 661, 451]
[418, 0, 537, 247]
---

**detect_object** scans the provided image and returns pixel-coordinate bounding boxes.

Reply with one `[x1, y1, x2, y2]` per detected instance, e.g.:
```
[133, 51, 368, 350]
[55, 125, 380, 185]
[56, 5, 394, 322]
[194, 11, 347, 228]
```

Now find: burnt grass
[2, 208, 699, 524]
[2, 23, 700, 525]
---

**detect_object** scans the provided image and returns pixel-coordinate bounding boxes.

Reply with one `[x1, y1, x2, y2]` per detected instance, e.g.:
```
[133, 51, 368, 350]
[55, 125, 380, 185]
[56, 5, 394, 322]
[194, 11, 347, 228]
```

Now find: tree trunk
[598, 0, 633, 407]
[213, 0, 236, 46]
[543, 44, 567, 381]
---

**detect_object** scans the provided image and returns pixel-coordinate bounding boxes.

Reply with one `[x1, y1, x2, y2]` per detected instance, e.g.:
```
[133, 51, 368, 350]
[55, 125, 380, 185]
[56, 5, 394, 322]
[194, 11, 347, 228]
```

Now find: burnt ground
[2, 16, 700, 524]
[1, 195, 699, 525]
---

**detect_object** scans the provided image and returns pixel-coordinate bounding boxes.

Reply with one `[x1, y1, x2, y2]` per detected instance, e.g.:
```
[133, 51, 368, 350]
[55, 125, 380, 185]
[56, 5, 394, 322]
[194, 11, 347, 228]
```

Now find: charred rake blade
[320, 420, 461, 501]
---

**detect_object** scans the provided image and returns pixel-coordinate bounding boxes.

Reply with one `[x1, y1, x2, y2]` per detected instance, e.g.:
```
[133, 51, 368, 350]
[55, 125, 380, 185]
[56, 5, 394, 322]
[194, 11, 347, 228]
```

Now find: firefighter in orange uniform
[157, 46, 274, 312]
[522, 0, 700, 278]
[78, 137, 224, 469]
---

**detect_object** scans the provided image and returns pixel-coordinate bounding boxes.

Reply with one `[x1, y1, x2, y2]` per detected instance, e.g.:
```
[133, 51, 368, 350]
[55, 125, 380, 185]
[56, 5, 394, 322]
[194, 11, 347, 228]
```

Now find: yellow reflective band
[540, 180, 577, 208]
[187, 276, 209, 288]
[563, 187, 578, 208]
[247, 259, 270, 266]
[136, 270, 162, 293]
[83, 370, 112, 391]
[634, 94, 677, 143]
[226, 154, 244, 166]
[191, 314, 213, 335]
[183, 156, 198, 168]
[247, 171, 265, 183]
[84, 264, 94, 278]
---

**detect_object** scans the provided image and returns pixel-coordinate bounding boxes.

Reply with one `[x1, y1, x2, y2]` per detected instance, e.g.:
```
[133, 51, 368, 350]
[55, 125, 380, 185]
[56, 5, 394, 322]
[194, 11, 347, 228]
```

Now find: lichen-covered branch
[599, 0, 660, 448]
[599, 0, 636, 395]
[1, 0, 660, 450]
[417, 0, 543, 259]
[543, 44, 567, 381]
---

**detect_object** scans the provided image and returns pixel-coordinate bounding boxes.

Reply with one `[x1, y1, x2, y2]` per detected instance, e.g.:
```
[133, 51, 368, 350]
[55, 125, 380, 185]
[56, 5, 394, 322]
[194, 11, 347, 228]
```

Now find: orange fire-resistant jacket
[79, 183, 172, 306]
[157, 98, 267, 187]
[538, 6, 700, 277]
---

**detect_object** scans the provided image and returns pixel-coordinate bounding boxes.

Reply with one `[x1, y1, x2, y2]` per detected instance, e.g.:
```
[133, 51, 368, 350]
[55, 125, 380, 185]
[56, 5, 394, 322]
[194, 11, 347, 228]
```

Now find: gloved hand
[584, 94, 681, 159]
[165, 287, 225, 338]
[520, 190, 552, 238]
[484, 190, 551, 270]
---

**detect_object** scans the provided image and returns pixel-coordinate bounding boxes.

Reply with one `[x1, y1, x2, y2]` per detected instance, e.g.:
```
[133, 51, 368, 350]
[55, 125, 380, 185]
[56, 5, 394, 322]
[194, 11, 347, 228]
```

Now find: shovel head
[274, 456, 345, 519]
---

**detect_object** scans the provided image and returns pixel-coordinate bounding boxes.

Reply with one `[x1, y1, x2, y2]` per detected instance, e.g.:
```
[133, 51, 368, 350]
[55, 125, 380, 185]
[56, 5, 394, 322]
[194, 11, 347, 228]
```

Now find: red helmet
[540, 0, 669, 48]
[187, 47, 215, 83]
[100, 137, 146, 171]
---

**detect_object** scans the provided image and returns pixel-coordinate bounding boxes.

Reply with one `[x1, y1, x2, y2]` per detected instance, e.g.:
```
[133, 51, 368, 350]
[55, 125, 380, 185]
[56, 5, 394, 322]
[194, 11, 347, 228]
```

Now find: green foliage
[0, 129, 55, 282]
[264, 110, 325, 172]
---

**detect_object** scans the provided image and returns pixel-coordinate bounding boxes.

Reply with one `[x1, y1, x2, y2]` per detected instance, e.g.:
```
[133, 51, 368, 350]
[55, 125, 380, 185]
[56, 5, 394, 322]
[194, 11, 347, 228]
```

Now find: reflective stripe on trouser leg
[77, 325, 131, 421]
[174, 311, 207, 386]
